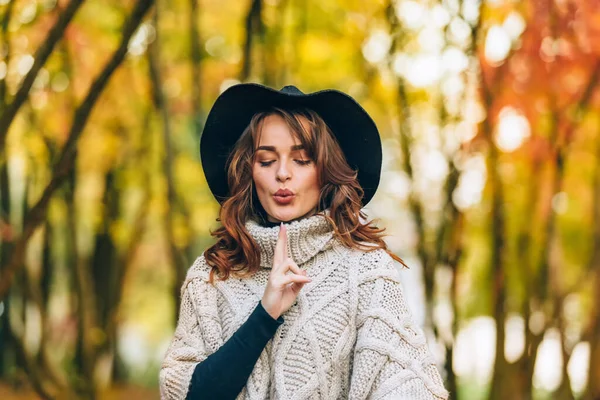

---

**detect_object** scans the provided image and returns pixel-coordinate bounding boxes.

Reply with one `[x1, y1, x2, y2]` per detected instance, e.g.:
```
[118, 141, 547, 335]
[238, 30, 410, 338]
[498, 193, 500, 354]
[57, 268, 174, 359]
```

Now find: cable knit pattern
[160, 213, 448, 400]
[246, 214, 335, 268]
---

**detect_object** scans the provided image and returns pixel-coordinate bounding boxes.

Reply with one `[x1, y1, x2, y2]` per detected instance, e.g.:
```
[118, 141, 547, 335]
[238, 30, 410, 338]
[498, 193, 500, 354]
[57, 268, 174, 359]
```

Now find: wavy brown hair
[204, 107, 405, 283]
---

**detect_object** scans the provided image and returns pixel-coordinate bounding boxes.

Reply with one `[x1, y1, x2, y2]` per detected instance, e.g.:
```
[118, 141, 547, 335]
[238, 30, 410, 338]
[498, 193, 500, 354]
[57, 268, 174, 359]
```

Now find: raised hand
[260, 223, 312, 320]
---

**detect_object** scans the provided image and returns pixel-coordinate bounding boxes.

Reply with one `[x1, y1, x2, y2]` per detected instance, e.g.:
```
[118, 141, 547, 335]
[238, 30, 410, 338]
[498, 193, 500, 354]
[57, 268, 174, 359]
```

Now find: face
[252, 114, 321, 223]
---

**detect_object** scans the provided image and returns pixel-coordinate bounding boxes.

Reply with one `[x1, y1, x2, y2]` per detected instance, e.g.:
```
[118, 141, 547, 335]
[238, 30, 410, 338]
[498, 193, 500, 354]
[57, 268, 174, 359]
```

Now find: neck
[246, 210, 334, 268]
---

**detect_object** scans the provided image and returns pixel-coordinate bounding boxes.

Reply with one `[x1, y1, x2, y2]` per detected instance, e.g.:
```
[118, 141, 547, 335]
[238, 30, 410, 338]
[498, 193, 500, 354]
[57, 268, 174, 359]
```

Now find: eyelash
[258, 160, 311, 167]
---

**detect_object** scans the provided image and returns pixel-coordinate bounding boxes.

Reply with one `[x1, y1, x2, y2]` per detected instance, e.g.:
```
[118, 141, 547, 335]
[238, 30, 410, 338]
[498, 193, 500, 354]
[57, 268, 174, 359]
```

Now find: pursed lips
[273, 189, 295, 204]
[274, 189, 294, 197]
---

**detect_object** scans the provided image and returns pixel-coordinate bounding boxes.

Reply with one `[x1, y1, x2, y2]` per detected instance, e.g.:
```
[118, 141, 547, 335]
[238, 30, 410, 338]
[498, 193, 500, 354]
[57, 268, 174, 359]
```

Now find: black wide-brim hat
[200, 83, 382, 206]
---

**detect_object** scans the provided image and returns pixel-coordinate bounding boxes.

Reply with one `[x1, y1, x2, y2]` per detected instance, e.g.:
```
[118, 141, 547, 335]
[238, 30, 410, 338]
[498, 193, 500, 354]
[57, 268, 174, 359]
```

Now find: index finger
[274, 223, 288, 266]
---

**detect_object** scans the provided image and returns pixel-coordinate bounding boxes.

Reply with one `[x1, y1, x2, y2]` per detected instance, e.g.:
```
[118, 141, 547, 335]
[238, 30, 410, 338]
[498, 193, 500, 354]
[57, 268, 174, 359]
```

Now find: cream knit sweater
[160, 213, 449, 399]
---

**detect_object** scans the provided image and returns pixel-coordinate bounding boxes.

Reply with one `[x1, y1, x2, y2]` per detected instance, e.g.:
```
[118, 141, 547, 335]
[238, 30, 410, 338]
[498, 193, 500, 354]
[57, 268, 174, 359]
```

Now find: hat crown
[280, 85, 304, 96]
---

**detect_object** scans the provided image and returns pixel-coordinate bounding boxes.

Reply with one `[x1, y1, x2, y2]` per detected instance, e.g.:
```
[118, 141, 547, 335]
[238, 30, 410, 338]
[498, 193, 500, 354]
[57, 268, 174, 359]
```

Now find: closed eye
[295, 159, 312, 166]
[258, 159, 311, 167]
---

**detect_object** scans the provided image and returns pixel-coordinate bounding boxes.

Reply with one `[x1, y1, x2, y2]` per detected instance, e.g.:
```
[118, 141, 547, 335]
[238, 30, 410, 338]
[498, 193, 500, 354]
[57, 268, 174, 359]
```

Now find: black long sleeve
[185, 301, 284, 400]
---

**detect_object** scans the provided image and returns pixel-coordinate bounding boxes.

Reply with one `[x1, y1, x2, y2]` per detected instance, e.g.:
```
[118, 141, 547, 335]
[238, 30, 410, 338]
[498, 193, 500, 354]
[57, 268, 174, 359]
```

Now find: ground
[0, 382, 160, 400]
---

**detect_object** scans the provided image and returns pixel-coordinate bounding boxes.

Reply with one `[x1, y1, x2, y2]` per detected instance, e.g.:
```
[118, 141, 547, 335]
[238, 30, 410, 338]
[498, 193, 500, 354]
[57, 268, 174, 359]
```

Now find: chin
[265, 206, 304, 223]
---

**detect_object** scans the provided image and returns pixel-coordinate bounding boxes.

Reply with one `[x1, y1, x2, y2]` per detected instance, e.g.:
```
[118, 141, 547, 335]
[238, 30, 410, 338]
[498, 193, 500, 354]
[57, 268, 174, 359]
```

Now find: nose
[276, 161, 291, 182]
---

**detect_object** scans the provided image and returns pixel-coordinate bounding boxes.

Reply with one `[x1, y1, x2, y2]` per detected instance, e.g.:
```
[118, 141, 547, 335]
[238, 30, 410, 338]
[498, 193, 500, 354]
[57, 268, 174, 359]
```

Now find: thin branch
[0, 0, 85, 152]
[0, 0, 16, 106]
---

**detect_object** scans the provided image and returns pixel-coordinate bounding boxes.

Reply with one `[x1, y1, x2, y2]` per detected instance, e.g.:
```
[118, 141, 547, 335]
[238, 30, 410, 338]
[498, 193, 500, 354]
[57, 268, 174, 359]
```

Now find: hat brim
[200, 83, 382, 206]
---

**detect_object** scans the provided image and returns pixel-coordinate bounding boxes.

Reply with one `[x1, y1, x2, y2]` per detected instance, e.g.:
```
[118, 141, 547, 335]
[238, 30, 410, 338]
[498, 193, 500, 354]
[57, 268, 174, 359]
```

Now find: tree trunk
[189, 0, 203, 135]
[66, 170, 96, 399]
[148, 6, 188, 319]
[476, 41, 509, 399]
[0, 148, 15, 377]
[486, 116, 508, 400]
[586, 324, 600, 400]
[241, 0, 263, 82]
[582, 119, 600, 400]
[383, 1, 436, 337]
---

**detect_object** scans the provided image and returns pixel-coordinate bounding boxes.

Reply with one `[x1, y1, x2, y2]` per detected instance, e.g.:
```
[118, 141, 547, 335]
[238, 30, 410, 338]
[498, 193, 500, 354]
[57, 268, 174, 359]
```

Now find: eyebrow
[256, 144, 305, 152]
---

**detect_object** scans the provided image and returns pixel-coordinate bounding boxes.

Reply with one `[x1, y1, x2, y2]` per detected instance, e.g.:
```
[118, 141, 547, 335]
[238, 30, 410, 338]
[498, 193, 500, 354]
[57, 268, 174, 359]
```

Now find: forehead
[256, 113, 310, 146]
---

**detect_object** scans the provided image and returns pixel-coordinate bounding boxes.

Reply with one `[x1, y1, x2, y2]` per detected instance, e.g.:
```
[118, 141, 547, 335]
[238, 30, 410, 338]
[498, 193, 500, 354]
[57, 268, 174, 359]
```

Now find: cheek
[252, 168, 271, 194]
[299, 168, 320, 192]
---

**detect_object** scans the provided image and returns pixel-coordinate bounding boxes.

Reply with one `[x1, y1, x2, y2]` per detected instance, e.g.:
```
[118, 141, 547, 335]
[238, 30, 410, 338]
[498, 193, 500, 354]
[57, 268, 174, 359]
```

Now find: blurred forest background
[0, 0, 599, 399]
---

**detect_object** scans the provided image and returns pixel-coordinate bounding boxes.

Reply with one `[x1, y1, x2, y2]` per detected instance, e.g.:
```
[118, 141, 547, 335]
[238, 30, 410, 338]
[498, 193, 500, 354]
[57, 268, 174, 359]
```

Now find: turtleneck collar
[245, 211, 335, 268]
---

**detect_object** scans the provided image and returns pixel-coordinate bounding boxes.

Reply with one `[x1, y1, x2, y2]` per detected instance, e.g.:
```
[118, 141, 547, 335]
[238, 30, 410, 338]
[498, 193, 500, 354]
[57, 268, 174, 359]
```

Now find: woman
[159, 84, 448, 400]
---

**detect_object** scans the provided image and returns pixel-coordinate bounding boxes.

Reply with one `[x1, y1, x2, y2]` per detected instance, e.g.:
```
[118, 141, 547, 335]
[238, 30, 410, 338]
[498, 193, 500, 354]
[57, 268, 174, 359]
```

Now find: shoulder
[349, 247, 401, 283]
[180, 255, 213, 292]
[177, 255, 224, 316]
